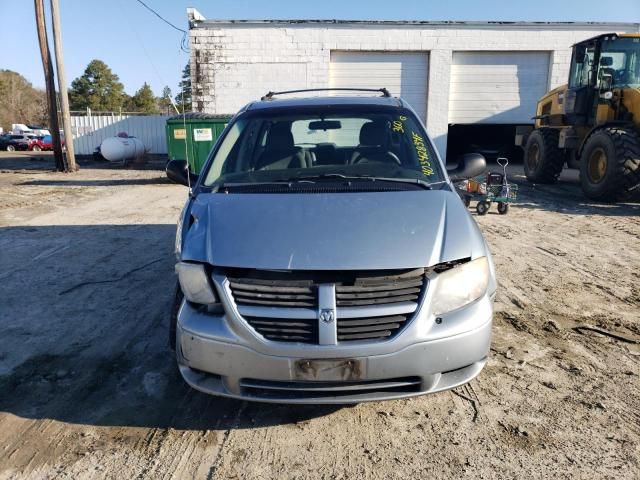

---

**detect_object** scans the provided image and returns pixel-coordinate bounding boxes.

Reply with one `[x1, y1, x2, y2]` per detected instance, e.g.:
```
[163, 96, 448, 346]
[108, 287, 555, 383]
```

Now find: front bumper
[176, 293, 493, 404]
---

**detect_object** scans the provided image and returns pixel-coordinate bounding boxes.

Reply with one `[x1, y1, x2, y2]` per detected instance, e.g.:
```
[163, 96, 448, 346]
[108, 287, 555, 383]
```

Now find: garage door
[448, 52, 550, 124]
[330, 52, 429, 121]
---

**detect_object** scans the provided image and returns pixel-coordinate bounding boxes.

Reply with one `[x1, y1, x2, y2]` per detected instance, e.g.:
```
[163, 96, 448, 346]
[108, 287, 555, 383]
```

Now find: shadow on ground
[0, 224, 341, 432]
[3, 160, 637, 434]
[0, 151, 168, 172]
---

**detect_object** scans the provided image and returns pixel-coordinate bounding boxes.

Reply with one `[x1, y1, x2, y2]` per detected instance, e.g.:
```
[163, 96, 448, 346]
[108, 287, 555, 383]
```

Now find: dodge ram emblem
[319, 308, 335, 323]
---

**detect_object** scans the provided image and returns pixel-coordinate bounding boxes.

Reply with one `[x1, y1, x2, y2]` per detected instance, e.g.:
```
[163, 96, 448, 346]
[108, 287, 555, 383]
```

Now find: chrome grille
[337, 314, 408, 341]
[244, 316, 318, 343]
[335, 269, 424, 306]
[225, 269, 426, 344]
[228, 278, 316, 308]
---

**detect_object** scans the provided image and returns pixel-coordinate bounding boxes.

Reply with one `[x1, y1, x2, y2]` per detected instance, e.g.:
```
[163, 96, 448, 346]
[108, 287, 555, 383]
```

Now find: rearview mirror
[447, 153, 486, 182]
[309, 120, 341, 130]
[166, 159, 197, 187]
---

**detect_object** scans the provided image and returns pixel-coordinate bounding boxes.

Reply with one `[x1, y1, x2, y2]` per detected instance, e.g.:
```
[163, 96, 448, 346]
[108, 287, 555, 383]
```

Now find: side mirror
[166, 159, 197, 187]
[447, 153, 486, 182]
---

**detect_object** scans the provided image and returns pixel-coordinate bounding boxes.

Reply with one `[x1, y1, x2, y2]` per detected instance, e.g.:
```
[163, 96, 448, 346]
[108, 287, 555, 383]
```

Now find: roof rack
[260, 88, 391, 101]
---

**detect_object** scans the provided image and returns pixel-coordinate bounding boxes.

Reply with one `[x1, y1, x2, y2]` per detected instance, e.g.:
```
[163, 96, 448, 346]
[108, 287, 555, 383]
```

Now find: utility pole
[50, 0, 77, 171]
[34, 0, 65, 171]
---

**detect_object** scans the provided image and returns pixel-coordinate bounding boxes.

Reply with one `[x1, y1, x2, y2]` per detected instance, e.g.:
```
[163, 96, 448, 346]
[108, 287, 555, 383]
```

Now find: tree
[129, 82, 158, 114]
[174, 63, 192, 113]
[122, 93, 135, 112]
[158, 86, 174, 115]
[0, 70, 48, 131]
[69, 59, 125, 111]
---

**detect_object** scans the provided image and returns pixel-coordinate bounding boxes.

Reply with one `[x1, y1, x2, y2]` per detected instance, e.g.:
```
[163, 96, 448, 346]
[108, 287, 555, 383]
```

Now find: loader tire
[523, 128, 565, 184]
[580, 127, 640, 202]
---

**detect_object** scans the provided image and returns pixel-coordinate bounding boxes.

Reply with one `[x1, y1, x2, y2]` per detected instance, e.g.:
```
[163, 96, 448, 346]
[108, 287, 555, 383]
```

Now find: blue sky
[1, 0, 638, 97]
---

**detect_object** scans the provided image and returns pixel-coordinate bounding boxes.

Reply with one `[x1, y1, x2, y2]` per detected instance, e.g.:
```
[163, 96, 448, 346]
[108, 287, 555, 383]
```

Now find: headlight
[175, 262, 218, 304]
[174, 202, 188, 259]
[431, 257, 489, 316]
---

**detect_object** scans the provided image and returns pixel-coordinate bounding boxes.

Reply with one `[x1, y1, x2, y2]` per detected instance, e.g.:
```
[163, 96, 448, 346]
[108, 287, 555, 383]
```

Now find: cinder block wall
[189, 20, 639, 157]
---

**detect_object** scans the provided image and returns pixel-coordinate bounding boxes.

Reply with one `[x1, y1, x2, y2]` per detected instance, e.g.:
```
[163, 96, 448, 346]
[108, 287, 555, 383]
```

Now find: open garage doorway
[446, 51, 549, 165]
[446, 124, 526, 164]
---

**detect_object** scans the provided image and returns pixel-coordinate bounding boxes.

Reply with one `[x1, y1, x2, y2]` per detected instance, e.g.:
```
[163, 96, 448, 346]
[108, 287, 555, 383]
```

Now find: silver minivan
[167, 89, 496, 403]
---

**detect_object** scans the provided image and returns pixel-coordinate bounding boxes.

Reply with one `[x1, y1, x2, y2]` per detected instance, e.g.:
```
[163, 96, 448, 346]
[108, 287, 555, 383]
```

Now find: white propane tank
[100, 136, 145, 162]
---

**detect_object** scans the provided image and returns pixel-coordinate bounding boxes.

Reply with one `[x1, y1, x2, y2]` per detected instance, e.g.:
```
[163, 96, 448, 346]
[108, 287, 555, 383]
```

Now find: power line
[134, 0, 189, 53]
[131, 1, 191, 176]
[135, 0, 185, 34]
[118, 0, 182, 114]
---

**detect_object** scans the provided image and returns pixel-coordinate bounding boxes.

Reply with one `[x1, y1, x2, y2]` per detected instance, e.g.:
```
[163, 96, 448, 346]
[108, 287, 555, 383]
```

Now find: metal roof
[189, 18, 640, 30]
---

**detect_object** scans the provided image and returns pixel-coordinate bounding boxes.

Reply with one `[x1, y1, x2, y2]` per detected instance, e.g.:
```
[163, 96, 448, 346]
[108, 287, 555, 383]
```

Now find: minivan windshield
[202, 107, 443, 187]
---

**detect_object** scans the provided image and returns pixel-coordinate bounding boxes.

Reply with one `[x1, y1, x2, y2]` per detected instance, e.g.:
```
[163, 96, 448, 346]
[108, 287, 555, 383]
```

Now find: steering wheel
[353, 151, 401, 165]
[615, 69, 627, 83]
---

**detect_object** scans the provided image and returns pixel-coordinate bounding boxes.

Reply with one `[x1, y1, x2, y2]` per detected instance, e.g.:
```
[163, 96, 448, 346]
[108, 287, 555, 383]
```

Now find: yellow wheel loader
[516, 33, 640, 202]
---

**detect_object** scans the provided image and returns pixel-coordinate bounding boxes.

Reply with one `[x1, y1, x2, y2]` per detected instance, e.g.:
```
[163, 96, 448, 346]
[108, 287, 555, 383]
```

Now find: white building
[186, 9, 639, 158]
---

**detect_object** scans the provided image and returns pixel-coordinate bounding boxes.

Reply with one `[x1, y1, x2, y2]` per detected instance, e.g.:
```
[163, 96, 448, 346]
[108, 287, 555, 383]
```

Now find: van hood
[181, 190, 487, 270]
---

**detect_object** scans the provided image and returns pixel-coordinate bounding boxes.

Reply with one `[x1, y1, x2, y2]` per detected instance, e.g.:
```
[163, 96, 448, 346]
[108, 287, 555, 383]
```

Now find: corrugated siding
[449, 52, 550, 124]
[329, 52, 429, 122]
[70, 115, 170, 155]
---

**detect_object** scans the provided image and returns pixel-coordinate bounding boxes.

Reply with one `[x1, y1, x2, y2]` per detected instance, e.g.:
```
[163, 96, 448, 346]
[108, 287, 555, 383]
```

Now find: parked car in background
[28, 136, 44, 151]
[29, 134, 65, 152]
[0, 134, 32, 151]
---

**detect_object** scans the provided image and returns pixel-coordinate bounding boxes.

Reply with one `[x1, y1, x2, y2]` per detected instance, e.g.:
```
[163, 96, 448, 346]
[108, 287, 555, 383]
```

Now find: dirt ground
[0, 151, 638, 479]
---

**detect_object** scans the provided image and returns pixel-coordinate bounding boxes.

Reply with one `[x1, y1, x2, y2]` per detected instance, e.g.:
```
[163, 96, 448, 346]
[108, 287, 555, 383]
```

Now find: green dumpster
[166, 113, 232, 174]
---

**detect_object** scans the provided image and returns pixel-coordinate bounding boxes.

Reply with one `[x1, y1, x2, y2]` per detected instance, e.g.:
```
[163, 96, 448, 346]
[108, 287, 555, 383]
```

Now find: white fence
[70, 114, 170, 155]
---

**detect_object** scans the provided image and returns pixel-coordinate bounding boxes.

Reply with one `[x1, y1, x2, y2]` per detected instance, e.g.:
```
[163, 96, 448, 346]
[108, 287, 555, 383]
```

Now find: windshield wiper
[214, 174, 349, 189]
[368, 176, 435, 189]
[289, 173, 351, 181]
[216, 174, 438, 191]
[285, 174, 434, 190]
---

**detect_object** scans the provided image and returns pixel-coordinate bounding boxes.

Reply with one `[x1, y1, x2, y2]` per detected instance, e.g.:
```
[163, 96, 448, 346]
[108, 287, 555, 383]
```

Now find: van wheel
[524, 128, 564, 183]
[6, 145, 15, 152]
[580, 127, 640, 202]
[169, 282, 183, 351]
[476, 201, 490, 215]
